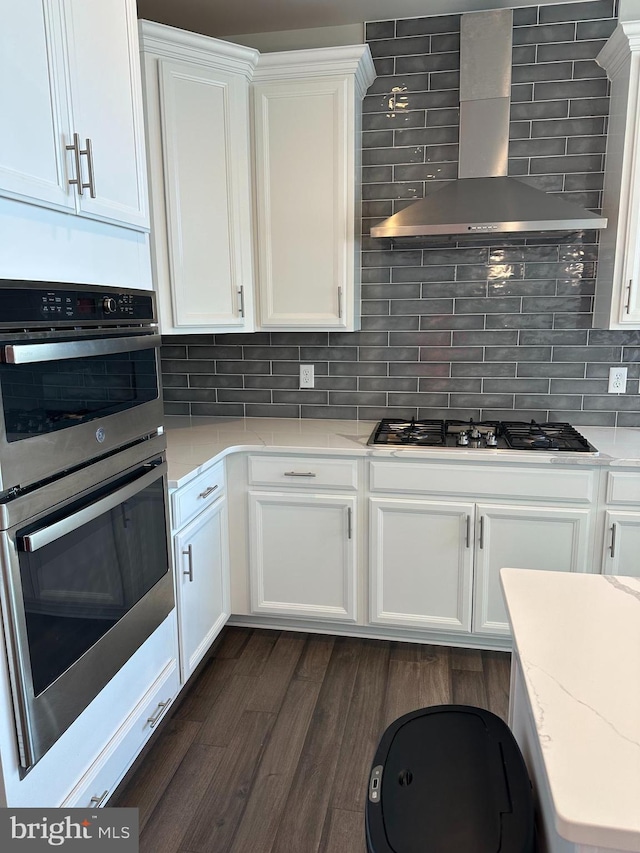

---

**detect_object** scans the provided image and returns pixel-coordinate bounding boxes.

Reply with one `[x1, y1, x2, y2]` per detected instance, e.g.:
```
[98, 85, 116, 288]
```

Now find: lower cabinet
[368, 497, 592, 639]
[369, 498, 474, 632]
[170, 462, 230, 683]
[174, 493, 230, 682]
[601, 510, 640, 577]
[248, 491, 357, 622]
[472, 504, 592, 636]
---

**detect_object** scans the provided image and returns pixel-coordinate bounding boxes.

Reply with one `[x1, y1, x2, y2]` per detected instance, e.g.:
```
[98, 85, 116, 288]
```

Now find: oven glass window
[0, 348, 158, 442]
[18, 476, 168, 696]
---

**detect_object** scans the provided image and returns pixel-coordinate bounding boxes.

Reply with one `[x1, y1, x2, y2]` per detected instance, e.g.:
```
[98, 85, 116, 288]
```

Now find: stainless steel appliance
[370, 10, 607, 237]
[368, 419, 598, 454]
[0, 280, 173, 772]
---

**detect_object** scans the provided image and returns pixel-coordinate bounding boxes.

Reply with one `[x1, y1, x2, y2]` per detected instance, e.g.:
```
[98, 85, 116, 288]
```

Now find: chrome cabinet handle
[182, 544, 194, 581]
[609, 523, 617, 558]
[625, 280, 632, 314]
[478, 515, 485, 549]
[237, 286, 245, 318]
[283, 471, 317, 477]
[198, 485, 218, 499]
[347, 506, 352, 540]
[338, 286, 343, 319]
[66, 132, 84, 195]
[81, 136, 96, 198]
[89, 790, 109, 808]
[465, 514, 471, 548]
[147, 698, 172, 728]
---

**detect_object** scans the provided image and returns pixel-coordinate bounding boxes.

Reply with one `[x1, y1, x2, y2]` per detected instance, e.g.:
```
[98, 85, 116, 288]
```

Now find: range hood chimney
[370, 9, 607, 238]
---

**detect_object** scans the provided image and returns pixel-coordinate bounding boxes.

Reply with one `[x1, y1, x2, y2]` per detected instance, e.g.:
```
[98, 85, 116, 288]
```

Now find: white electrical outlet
[608, 366, 628, 394]
[300, 364, 314, 388]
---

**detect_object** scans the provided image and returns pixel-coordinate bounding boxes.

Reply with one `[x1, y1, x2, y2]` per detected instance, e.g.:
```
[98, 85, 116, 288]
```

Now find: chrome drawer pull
[283, 471, 317, 477]
[89, 790, 109, 808]
[198, 484, 218, 499]
[147, 698, 172, 728]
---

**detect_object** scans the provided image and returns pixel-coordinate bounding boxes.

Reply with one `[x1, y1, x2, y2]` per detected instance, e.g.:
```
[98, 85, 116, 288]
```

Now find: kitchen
[0, 0, 639, 852]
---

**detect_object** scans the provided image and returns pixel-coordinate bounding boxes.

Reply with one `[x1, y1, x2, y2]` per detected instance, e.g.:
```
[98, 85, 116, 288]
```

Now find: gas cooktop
[368, 419, 598, 453]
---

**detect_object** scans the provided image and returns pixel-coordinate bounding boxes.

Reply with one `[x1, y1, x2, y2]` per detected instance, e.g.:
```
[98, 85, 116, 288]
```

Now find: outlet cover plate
[608, 366, 627, 393]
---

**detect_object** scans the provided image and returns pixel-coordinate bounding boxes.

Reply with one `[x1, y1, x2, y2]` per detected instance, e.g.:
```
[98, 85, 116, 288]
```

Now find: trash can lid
[366, 705, 534, 853]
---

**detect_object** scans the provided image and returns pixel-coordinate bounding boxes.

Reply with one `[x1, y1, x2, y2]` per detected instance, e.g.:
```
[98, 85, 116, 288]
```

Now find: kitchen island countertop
[163, 416, 640, 489]
[501, 568, 640, 852]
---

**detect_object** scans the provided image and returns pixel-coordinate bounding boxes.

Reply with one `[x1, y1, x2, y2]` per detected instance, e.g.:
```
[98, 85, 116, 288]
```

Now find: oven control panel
[0, 282, 155, 326]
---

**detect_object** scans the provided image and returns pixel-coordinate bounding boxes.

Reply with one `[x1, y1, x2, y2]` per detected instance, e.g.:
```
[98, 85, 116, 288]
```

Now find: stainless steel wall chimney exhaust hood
[370, 9, 607, 238]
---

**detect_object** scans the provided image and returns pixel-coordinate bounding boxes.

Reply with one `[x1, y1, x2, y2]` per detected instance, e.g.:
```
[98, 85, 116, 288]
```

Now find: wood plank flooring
[111, 628, 511, 853]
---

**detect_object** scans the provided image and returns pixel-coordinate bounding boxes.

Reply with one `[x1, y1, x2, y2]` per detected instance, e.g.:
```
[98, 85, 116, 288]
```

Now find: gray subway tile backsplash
[161, 2, 640, 428]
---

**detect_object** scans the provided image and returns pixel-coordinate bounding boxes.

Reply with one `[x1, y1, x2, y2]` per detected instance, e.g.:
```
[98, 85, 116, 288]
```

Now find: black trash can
[365, 705, 534, 853]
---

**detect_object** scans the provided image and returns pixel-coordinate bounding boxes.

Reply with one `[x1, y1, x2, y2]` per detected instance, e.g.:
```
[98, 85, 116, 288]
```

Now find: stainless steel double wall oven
[0, 280, 173, 772]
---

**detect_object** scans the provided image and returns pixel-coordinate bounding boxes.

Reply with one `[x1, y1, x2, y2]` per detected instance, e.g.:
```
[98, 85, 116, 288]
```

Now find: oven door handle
[19, 463, 166, 553]
[1, 333, 162, 365]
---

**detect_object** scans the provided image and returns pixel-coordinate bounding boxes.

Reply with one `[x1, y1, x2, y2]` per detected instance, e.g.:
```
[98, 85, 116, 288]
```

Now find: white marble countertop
[163, 416, 640, 489]
[500, 568, 640, 852]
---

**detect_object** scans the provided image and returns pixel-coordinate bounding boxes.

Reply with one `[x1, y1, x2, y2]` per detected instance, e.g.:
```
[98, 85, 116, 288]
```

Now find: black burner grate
[501, 421, 593, 452]
[370, 418, 446, 447]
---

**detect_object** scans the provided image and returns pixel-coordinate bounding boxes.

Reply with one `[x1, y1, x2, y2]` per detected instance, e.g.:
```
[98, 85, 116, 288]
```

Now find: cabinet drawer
[62, 660, 179, 807]
[171, 462, 225, 530]
[248, 455, 358, 490]
[606, 471, 640, 505]
[369, 460, 595, 503]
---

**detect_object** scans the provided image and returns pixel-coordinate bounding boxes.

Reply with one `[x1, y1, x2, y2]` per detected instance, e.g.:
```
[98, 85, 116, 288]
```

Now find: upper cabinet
[140, 22, 259, 334]
[0, 0, 149, 231]
[252, 47, 375, 331]
[140, 23, 375, 334]
[595, 22, 640, 329]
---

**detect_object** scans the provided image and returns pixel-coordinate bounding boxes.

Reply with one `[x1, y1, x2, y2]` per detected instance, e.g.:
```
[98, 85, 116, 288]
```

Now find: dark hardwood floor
[112, 627, 511, 853]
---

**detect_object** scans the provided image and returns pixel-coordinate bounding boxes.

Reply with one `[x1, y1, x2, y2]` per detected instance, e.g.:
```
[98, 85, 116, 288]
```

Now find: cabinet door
[248, 491, 357, 621]
[175, 497, 230, 682]
[473, 503, 592, 636]
[369, 498, 474, 633]
[156, 59, 254, 330]
[602, 511, 640, 577]
[0, 0, 73, 210]
[63, 0, 149, 229]
[253, 77, 356, 330]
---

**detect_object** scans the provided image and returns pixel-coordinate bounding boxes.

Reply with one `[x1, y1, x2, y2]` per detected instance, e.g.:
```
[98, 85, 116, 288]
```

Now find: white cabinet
[473, 504, 592, 636]
[175, 497, 229, 681]
[248, 491, 357, 621]
[600, 471, 640, 576]
[369, 498, 474, 632]
[0, 0, 149, 230]
[252, 47, 375, 331]
[170, 463, 230, 682]
[140, 22, 258, 334]
[368, 460, 595, 639]
[595, 22, 640, 328]
[601, 510, 640, 576]
[246, 454, 359, 622]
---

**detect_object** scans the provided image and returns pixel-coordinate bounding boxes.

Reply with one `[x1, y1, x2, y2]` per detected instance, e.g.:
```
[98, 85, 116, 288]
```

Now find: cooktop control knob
[457, 431, 470, 446]
[102, 296, 117, 314]
[486, 432, 498, 447]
